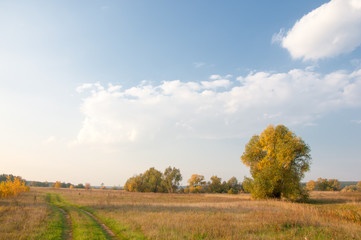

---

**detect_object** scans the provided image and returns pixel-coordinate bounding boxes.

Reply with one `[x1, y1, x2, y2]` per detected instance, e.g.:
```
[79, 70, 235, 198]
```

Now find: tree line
[124, 166, 242, 194]
[306, 178, 361, 192]
[1, 124, 359, 201]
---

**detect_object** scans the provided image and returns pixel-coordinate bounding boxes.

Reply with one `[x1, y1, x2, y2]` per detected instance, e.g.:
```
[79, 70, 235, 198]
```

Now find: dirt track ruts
[56, 206, 73, 240]
[79, 208, 117, 239]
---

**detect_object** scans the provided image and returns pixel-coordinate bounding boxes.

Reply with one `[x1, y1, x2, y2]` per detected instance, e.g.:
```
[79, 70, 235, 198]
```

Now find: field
[0, 188, 360, 240]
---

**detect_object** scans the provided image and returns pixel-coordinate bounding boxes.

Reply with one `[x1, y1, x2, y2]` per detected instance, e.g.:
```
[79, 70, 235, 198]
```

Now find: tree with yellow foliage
[241, 125, 311, 201]
[0, 176, 29, 198]
[54, 181, 62, 188]
[306, 180, 317, 191]
[187, 174, 205, 193]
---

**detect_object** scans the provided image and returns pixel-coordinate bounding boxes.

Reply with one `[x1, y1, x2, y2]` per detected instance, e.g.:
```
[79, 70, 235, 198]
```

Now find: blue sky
[1, 0, 361, 185]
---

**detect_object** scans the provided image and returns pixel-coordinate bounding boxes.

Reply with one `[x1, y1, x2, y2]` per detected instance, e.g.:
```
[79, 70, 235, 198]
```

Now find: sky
[1, 0, 361, 186]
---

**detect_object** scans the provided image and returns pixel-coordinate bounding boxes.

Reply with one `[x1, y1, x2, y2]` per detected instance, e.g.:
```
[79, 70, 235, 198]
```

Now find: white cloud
[73, 68, 361, 145]
[201, 79, 231, 89]
[209, 74, 232, 80]
[281, 0, 361, 60]
[271, 28, 285, 44]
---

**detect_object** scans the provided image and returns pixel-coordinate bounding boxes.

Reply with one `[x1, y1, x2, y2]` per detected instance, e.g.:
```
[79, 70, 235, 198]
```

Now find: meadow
[0, 188, 360, 240]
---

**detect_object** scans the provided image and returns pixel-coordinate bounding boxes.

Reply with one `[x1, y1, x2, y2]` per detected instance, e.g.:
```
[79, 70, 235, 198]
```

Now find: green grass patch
[79, 206, 147, 240]
[32, 193, 66, 240]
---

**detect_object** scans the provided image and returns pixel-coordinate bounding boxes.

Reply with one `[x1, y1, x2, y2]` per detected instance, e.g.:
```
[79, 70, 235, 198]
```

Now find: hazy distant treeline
[306, 178, 361, 192]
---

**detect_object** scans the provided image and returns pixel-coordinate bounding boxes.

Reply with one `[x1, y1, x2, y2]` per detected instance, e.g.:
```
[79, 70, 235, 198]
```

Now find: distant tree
[0, 174, 15, 183]
[315, 178, 328, 191]
[74, 183, 85, 189]
[142, 167, 163, 192]
[209, 176, 222, 193]
[84, 183, 91, 190]
[187, 174, 205, 193]
[30, 181, 49, 187]
[314, 178, 341, 191]
[228, 188, 238, 194]
[227, 177, 241, 194]
[241, 125, 311, 201]
[162, 166, 182, 193]
[328, 179, 341, 191]
[306, 180, 317, 191]
[124, 175, 144, 192]
[69, 185, 74, 189]
[342, 181, 361, 192]
[54, 181, 62, 188]
[0, 176, 29, 198]
[221, 181, 229, 193]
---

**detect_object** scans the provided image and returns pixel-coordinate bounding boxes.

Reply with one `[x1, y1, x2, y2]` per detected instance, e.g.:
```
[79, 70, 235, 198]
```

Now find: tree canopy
[241, 124, 311, 201]
[306, 178, 341, 191]
[162, 166, 182, 193]
[124, 166, 183, 193]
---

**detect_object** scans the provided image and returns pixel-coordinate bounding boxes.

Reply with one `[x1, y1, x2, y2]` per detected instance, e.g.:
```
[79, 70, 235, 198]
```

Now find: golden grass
[0, 189, 51, 239]
[2, 188, 361, 239]
[40, 188, 361, 240]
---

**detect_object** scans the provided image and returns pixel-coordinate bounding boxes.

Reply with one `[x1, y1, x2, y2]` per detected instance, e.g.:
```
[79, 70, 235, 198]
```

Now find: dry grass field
[1, 188, 360, 239]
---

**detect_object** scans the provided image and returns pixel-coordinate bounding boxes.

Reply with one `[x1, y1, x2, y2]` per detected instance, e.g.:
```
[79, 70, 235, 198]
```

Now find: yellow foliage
[306, 180, 317, 191]
[0, 176, 29, 198]
[54, 181, 62, 188]
[241, 124, 311, 200]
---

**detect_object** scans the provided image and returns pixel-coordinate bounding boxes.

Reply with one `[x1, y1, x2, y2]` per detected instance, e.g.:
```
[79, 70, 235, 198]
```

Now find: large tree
[162, 166, 182, 193]
[142, 167, 163, 192]
[241, 124, 311, 201]
[209, 175, 222, 193]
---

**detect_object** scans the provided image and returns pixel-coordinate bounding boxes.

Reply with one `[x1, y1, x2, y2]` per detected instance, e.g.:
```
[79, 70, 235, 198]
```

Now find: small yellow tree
[306, 180, 316, 191]
[0, 176, 29, 198]
[54, 181, 62, 188]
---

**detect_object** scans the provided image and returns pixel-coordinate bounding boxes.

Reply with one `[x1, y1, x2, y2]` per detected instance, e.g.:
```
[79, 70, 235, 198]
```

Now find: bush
[0, 176, 29, 198]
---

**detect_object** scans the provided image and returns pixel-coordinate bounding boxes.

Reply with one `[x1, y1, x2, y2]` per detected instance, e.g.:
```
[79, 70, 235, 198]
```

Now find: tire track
[78, 208, 117, 239]
[46, 193, 73, 240]
[56, 206, 73, 240]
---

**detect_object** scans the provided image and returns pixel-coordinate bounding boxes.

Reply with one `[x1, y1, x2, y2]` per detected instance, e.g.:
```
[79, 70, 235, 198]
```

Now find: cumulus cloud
[281, 0, 361, 60]
[74, 69, 361, 145]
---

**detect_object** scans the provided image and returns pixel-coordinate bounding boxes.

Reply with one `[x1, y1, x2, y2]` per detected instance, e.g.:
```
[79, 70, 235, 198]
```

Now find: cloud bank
[281, 0, 361, 60]
[74, 68, 361, 145]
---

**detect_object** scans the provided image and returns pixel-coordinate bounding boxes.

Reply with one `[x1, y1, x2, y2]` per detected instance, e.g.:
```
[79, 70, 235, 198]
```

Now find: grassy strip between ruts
[49, 192, 118, 240]
[33, 193, 67, 240]
[79, 206, 147, 240]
